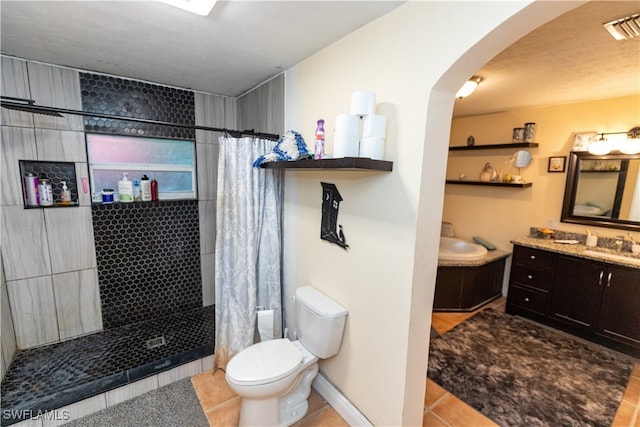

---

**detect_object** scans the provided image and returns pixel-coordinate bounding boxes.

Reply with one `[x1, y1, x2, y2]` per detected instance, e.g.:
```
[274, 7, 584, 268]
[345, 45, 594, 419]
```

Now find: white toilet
[225, 285, 348, 426]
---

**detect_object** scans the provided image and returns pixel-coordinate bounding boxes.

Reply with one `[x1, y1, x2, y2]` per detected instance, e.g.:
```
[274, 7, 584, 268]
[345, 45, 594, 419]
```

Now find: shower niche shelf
[449, 142, 539, 151]
[445, 180, 532, 188]
[260, 157, 393, 172]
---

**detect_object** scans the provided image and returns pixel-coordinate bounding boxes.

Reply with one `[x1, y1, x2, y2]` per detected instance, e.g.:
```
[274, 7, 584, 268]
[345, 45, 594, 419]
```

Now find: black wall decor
[320, 182, 349, 250]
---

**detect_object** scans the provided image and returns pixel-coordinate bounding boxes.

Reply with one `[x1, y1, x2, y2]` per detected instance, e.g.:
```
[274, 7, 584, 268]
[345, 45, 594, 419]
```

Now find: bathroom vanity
[507, 237, 640, 357]
[434, 250, 510, 312]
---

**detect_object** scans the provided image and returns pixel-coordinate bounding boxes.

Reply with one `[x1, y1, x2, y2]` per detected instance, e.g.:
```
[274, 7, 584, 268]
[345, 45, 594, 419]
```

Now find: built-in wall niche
[19, 160, 79, 208]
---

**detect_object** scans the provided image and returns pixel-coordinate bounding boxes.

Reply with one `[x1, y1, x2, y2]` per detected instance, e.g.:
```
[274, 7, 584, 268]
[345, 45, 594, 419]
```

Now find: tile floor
[191, 297, 640, 426]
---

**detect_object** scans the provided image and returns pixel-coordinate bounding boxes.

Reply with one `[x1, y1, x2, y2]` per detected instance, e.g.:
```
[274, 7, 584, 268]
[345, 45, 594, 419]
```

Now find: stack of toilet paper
[333, 92, 387, 160]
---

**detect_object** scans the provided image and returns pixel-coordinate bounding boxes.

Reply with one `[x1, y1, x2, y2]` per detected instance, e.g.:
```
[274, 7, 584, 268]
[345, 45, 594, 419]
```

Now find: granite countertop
[512, 236, 640, 269]
[438, 248, 511, 267]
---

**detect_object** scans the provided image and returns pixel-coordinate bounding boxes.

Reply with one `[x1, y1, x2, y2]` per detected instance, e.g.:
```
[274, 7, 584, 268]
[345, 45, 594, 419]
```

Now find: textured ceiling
[1, 1, 638, 116]
[453, 1, 640, 117]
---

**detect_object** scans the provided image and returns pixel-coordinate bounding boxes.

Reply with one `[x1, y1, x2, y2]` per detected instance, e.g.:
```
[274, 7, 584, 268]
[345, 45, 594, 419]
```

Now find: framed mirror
[561, 151, 640, 231]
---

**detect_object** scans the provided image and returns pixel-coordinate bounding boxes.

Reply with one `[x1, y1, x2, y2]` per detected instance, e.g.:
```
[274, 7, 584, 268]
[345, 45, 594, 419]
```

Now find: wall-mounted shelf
[445, 180, 532, 188]
[449, 142, 539, 151]
[260, 157, 393, 171]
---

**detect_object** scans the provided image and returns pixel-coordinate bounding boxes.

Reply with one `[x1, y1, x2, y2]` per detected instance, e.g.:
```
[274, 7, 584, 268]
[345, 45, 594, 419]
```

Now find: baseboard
[312, 372, 372, 426]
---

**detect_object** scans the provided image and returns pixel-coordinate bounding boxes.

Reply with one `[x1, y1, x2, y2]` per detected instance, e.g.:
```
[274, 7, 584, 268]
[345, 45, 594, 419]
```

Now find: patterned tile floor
[191, 297, 640, 426]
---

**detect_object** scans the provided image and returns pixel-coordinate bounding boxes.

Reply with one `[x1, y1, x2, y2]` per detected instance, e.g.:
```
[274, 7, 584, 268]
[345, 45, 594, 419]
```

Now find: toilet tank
[295, 286, 348, 359]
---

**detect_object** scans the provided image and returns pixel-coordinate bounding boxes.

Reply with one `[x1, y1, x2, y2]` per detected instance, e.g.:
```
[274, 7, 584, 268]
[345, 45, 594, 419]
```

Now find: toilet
[225, 285, 348, 426]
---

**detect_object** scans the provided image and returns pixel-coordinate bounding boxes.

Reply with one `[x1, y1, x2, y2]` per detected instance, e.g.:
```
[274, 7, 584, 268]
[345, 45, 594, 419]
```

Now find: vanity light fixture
[158, 0, 217, 16]
[603, 13, 640, 41]
[455, 76, 483, 99]
[588, 126, 640, 155]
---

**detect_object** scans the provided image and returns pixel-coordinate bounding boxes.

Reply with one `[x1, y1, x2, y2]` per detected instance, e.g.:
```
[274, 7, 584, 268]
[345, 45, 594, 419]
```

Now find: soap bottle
[60, 181, 71, 205]
[133, 180, 141, 202]
[118, 172, 134, 202]
[140, 175, 152, 201]
[314, 119, 325, 160]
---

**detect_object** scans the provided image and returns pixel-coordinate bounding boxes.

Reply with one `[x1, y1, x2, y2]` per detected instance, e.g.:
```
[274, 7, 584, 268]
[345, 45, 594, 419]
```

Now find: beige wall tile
[7, 276, 59, 348]
[44, 207, 96, 273]
[52, 268, 102, 340]
[1, 207, 51, 280]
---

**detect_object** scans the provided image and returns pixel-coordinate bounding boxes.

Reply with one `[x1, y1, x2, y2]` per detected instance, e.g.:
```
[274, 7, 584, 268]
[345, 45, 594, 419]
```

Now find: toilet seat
[226, 339, 303, 386]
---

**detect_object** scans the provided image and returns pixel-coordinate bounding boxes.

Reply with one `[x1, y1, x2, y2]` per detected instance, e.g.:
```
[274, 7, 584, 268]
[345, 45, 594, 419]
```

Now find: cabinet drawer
[510, 267, 553, 291]
[508, 285, 548, 315]
[513, 246, 556, 271]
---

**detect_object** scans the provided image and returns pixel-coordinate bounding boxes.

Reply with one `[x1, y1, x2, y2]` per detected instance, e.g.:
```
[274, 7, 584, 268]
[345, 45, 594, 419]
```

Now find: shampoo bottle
[140, 175, 151, 201]
[133, 180, 141, 202]
[118, 172, 134, 202]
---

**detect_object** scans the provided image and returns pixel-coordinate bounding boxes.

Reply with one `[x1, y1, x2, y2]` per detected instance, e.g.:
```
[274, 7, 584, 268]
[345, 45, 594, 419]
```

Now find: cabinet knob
[524, 297, 530, 302]
[530, 255, 536, 260]
[527, 274, 533, 280]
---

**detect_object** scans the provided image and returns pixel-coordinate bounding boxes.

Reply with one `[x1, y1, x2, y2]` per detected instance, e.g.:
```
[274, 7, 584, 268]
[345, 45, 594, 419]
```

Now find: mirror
[561, 151, 640, 231]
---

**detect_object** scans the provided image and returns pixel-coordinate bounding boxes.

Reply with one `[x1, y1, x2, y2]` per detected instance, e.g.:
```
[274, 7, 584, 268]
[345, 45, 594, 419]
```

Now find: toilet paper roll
[257, 309, 275, 341]
[359, 137, 385, 160]
[362, 115, 387, 139]
[335, 114, 360, 137]
[350, 91, 376, 116]
[333, 135, 360, 158]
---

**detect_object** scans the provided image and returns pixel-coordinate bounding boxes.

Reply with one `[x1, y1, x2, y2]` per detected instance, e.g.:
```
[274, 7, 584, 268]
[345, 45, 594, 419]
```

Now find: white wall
[282, 1, 582, 425]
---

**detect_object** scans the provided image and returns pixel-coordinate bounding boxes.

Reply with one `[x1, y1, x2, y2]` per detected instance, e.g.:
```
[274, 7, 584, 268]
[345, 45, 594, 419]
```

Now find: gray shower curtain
[213, 135, 283, 370]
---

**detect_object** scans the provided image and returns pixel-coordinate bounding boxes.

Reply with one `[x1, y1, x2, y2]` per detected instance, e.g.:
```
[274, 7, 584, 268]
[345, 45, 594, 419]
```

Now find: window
[87, 133, 196, 201]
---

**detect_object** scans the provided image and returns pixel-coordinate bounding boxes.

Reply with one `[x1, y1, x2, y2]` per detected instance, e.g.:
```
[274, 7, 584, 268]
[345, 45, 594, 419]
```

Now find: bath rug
[427, 309, 635, 427]
[64, 378, 208, 427]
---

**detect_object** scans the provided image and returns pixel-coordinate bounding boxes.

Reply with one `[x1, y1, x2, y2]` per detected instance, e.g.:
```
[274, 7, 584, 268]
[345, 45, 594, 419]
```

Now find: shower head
[0, 96, 64, 117]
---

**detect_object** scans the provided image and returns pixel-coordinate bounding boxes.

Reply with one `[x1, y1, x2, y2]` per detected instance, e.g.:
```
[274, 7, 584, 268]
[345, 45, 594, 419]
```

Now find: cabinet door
[597, 265, 640, 349]
[549, 256, 604, 329]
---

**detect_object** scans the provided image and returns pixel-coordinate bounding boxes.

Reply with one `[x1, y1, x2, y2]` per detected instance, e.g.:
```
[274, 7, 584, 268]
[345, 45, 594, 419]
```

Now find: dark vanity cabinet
[507, 244, 640, 357]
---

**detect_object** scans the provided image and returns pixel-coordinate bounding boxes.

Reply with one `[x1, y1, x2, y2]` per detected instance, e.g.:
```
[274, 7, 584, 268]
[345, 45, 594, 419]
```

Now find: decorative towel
[252, 130, 312, 167]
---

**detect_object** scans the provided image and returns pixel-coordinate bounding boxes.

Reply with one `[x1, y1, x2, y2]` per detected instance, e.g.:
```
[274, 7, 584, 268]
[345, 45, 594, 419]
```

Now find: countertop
[512, 236, 640, 269]
[438, 249, 511, 267]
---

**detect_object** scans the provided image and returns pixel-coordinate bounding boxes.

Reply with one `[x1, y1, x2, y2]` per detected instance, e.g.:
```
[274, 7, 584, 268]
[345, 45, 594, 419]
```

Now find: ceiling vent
[603, 13, 640, 40]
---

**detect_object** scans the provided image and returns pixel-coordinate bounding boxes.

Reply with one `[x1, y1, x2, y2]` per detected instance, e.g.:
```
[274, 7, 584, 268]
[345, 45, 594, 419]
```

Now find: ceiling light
[603, 13, 640, 41]
[159, 0, 217, 16]
[455, 76, 483, 99]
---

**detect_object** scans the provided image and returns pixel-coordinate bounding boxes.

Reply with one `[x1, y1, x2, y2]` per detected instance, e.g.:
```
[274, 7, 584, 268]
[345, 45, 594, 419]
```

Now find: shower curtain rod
[0, 96, 281, 141]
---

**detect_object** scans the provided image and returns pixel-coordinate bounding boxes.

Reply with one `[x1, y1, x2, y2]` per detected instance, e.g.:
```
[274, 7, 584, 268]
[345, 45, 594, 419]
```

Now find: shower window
[87, 133, 196, 201]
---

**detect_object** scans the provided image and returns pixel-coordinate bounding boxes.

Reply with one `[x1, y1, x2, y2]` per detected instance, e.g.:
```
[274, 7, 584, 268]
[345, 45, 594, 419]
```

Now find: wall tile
[105, 375, 158, 407]
[195, 92, 228, 144]
[44, 207, 96, 273]
[52, 269, 102, 340]
[34, 128, 86, 162]
[1, 207, 51, 281]
[236, 74, 284, 135]
[199, 200, 216, 255]
[157, 359, 202, 387]
[1, 126, 38, 206]
[196, 142, 219, 201]
[7, 276, 59, 348]
[224, 96, 237, 129]
[0, 56, 34, 128]
[1, 281, 17, 372]
[7, 417, 42, 427]
[200, 354, 214, 372]
[26, 62, 83, 131]
[48, 393, 106, 426]
[201, 252, 215, 307]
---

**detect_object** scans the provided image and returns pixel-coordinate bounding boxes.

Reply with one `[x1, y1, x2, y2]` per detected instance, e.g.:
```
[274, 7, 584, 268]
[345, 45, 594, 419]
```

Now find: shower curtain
[213, 135, 283, 370]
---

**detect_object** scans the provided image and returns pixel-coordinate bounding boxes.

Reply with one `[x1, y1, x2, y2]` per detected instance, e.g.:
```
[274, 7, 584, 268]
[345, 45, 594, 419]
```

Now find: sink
[583, 250, 640, 266]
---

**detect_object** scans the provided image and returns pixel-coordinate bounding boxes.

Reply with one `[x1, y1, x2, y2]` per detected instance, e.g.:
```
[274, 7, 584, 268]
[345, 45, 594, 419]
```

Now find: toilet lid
[227, 339, 303, 386]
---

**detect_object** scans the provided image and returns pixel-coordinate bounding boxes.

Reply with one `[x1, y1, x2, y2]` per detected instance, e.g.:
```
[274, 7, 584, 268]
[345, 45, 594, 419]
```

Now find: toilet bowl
[225, 286, 348, 426]
[226, 339, 318, 426]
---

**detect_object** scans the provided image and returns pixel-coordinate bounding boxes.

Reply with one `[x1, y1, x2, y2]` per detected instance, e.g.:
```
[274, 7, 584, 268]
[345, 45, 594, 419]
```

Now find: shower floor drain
[146, 336, 166, 349]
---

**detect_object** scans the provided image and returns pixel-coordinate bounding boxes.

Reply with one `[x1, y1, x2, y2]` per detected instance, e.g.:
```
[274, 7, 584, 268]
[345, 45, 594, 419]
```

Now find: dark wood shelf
[445, 180, 532, 188]
[260, 157, 393, 171]
[449, 142, 539, 151]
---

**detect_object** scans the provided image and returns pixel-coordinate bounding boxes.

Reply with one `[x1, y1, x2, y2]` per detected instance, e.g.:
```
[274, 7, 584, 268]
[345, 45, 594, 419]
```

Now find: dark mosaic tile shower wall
[92, 201, 201, 329]
[79, 73, 195, 139]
